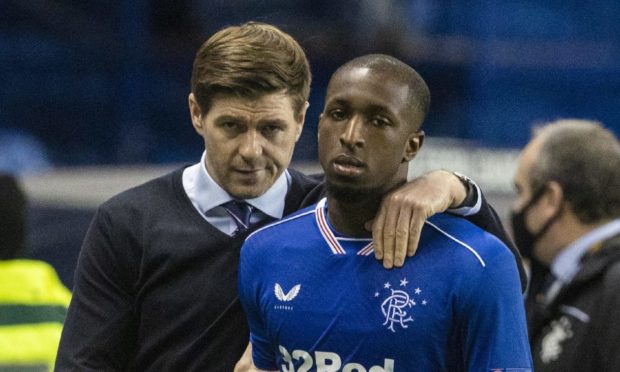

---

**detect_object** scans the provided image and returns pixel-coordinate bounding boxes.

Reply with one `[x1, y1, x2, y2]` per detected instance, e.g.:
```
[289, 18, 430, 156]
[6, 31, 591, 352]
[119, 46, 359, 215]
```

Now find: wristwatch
[452, 171, 477, 208]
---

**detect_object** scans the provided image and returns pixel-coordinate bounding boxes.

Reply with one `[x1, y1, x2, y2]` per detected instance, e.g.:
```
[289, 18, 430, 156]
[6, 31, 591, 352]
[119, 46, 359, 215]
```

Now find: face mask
[510, 186, 561, 260]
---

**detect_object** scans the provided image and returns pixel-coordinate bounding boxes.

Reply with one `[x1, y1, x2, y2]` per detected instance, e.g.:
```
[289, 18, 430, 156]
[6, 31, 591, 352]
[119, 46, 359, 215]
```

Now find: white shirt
[551, 218, 620, 283]
[539, 218, 620, 306]
[182, 151, 290, 235]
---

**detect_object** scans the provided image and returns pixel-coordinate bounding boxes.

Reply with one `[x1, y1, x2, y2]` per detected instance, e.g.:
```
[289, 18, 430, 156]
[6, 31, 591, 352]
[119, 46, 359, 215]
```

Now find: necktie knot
[222, 200, 253, 234]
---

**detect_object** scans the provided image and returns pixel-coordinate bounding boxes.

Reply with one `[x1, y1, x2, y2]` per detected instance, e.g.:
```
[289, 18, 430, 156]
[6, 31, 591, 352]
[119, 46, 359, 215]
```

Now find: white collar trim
[314, 198, 373, 256]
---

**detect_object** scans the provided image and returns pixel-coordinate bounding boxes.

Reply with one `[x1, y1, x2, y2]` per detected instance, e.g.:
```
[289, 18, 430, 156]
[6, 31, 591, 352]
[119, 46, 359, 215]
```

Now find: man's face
[512, 137, 559, 263]
[318, 67, 423, 198]
[189, 91, 306, 199]
[512, 139, 540, 218]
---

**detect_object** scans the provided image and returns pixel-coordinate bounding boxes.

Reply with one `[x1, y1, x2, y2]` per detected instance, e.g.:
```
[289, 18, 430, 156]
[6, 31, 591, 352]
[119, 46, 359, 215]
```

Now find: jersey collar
[314, 198, 374, 256]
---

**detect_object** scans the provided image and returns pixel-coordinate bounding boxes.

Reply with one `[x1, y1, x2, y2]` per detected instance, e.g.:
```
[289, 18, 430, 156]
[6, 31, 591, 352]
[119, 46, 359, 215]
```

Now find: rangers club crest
[540, 316, 574, 363]
[374, 278, 428, 333]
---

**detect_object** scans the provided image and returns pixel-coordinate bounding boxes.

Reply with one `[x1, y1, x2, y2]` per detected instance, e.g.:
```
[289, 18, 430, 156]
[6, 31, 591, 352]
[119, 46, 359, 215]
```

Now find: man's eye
[329, 110, 346, 120]
[262, 125, 282, 134]
[222, 122, 238, 129]
[371, 118, 390, 128]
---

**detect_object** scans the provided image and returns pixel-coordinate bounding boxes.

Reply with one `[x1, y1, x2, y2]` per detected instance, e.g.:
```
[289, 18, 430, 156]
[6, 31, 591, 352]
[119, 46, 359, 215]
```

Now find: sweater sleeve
[55, 205, 140, 371]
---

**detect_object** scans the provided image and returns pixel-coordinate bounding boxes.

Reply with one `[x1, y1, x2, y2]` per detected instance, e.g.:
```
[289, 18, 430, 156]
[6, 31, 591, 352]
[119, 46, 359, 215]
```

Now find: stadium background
[2, 1, 620, 287]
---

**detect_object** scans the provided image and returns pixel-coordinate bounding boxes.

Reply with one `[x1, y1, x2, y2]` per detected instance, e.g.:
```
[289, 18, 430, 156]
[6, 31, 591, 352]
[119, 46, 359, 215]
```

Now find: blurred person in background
[0, 129, 51, 175]
[511, 119, 620, 371]
[56, 22, 521, 371]
[0, 173, 71, 371]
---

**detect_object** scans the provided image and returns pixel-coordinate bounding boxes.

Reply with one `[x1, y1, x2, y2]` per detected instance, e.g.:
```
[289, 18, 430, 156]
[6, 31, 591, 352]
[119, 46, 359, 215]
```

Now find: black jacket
[527, 234, 620, 371]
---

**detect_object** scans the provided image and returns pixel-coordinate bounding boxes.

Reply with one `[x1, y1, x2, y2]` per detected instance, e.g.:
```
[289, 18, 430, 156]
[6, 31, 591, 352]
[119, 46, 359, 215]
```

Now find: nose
[339, 115, 365, 149]
[238, 130, 263, 160]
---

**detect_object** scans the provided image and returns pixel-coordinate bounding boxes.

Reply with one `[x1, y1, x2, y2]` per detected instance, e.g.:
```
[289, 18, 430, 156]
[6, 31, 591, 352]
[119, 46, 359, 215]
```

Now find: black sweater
[527, 234, 620, 371]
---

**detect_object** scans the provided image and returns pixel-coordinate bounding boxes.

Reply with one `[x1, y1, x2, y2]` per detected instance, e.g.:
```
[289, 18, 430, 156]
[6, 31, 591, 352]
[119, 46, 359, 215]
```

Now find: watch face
[453, 171, 472, 185]
[452, 172, 476, 209]
[452, 172, 472, 191]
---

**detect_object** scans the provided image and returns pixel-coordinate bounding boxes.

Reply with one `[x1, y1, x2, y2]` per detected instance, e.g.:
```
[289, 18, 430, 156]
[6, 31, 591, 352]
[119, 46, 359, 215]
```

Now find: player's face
[189, 91, 306, 199]
[318, 67, 423, 195]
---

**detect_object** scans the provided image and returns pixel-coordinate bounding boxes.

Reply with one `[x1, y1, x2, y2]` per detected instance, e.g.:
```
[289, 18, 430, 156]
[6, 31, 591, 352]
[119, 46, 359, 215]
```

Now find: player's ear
[403, 130, 424, 162]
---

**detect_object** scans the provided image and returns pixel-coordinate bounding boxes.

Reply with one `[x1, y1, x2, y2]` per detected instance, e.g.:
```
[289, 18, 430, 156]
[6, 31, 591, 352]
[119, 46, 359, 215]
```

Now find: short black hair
[0, 173, 27, 259]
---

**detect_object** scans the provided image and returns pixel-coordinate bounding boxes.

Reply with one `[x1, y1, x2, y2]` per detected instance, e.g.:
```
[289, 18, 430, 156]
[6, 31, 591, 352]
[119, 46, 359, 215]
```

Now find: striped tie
[222, 200, 253, 235]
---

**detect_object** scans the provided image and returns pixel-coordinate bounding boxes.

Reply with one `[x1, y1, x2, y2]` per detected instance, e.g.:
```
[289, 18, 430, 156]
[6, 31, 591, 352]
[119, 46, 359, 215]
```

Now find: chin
[227, 185, 268, 200]
[325, 181, 380, 203]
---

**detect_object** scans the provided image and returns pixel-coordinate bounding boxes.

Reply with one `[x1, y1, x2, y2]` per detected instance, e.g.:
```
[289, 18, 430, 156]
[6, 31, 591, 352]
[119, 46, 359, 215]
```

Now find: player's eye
[329, 109, 347, 121]
[370, 117, 391, 128]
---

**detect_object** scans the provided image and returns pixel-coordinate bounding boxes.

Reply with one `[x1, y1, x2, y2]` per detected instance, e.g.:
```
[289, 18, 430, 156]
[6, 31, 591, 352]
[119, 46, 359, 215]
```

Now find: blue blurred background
[2, 0, 620, 171]
[3, 1, 620, 287]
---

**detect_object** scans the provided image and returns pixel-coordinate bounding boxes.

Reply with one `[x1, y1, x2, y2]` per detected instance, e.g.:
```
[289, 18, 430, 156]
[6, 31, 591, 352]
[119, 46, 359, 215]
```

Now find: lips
[234, 168, 262, 173]
[231, 168, 265, 179]
[331, 154, 365, 176]
[333, 154, 364, 166]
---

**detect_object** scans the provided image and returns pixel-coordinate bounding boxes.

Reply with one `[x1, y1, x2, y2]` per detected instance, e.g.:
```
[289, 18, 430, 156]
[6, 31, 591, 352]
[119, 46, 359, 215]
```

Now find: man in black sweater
[56, 22, 522, 371]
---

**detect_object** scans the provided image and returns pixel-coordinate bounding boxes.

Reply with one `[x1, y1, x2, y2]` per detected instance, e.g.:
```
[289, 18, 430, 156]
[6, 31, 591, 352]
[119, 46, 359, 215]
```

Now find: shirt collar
[551, 218, 620, 282]
[188, 151, 290, 219]
[314, 198, 374, 256]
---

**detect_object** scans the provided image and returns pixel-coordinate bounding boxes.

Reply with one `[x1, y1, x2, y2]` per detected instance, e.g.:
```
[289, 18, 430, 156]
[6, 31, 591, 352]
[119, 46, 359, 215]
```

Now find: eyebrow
[213, 114, 245, 123]
[328, 98, 391, 114]
[366, 104, 393, 116]
[327, 98, 350, 108]
[258, 118, 289, 127]
[213, 114, 290, 126]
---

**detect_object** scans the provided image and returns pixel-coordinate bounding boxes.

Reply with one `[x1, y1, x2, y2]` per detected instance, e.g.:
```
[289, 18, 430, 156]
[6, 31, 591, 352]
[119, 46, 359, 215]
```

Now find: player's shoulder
[424, 212, 513, 268]
[240, 203, 318, 265]
[245, 203, 318, 244]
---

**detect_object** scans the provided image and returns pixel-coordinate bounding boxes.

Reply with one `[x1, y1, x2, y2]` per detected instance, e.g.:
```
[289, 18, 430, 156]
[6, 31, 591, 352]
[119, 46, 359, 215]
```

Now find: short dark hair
[329, 54, 430, 130]
[190, 22, 311, 117]
[530, 119, 620, 223]
[0, 173, 27, 259]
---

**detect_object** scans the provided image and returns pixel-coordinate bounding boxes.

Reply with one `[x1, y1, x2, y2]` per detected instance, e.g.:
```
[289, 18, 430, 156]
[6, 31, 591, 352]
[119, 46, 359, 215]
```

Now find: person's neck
[545, 214, 611, 264]
[327, 195, 382, 237]
[325, 173, 408, 237]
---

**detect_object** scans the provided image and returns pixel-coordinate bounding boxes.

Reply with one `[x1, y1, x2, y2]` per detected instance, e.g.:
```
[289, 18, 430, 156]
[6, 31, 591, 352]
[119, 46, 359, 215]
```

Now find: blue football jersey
[238, 198, 532, 371]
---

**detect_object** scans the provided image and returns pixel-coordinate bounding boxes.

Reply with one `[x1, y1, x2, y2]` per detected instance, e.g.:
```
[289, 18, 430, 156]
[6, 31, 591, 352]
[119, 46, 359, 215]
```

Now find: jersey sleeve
[459, 248, 533, 371]
[55, 205, 139, 370]
[238, 238, 279, 371]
